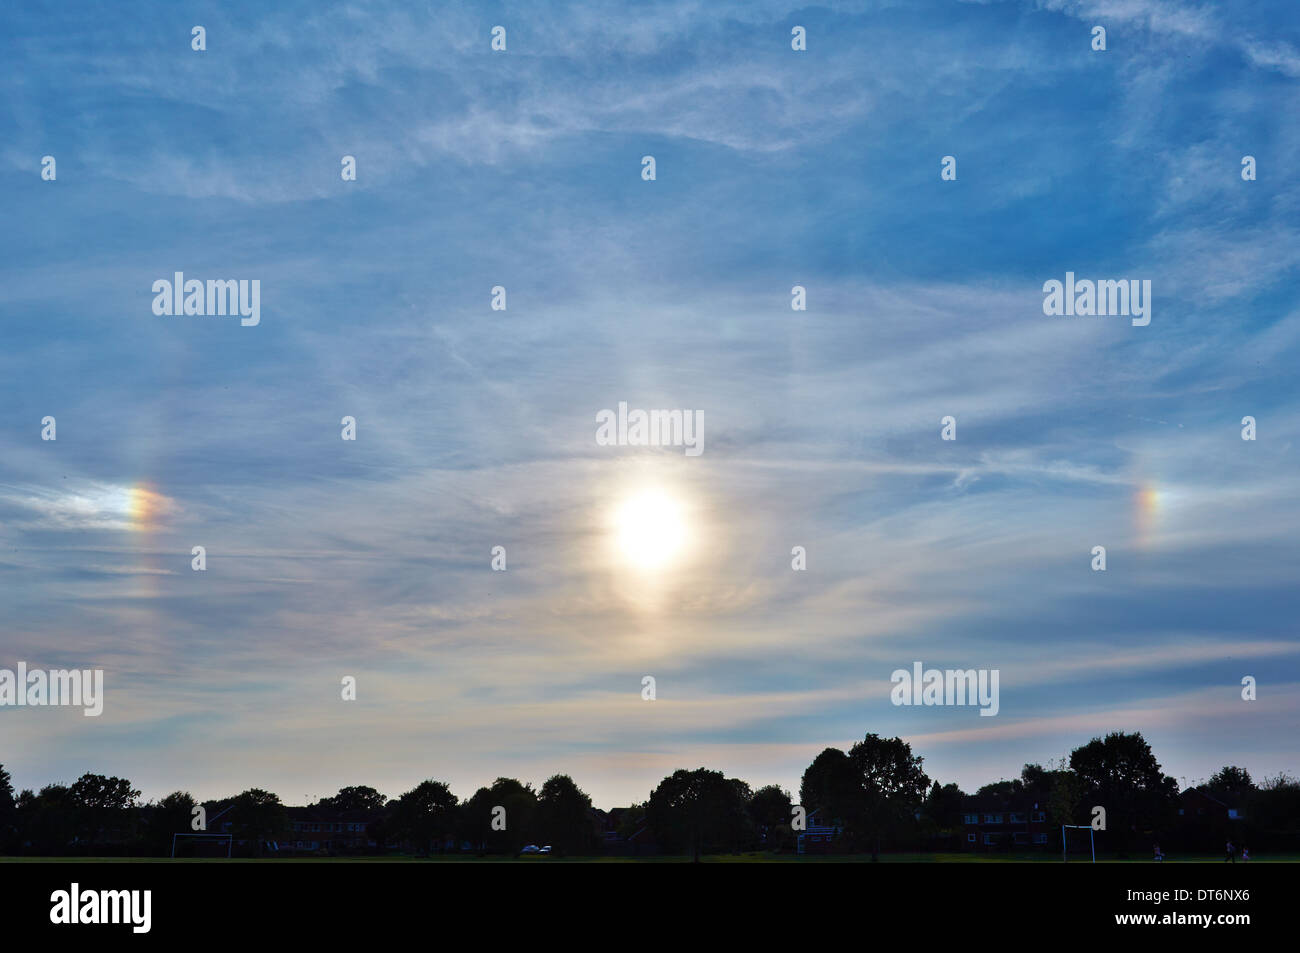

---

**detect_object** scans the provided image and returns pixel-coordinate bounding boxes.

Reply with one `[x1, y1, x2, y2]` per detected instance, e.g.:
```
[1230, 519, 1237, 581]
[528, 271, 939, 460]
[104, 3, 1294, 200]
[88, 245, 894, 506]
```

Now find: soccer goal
[1061, 824, 1095, 862]
[171, 832, 233, 858]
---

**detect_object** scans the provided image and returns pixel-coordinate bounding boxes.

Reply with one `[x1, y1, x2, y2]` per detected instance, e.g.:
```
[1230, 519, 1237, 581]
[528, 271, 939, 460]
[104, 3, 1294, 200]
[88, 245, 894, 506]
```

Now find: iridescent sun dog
[1135, 481, 1163, 549]
[126, 482, 170, 533]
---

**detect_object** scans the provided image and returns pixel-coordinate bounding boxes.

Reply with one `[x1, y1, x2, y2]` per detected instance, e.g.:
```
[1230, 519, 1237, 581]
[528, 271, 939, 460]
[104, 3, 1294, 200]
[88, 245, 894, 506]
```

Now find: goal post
[171, 832, 233, 858]
[1060, 824, 1095, 863]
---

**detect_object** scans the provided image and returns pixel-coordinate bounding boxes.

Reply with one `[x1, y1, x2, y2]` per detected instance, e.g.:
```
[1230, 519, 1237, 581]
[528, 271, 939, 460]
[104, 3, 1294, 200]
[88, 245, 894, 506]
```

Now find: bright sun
[614, 490, 689, 571]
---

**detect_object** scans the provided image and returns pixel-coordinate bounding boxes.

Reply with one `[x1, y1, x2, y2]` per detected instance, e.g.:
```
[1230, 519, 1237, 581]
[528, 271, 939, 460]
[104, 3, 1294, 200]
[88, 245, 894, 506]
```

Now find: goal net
[171, 833, 233, 858]
[1061, 825, 1095, 862]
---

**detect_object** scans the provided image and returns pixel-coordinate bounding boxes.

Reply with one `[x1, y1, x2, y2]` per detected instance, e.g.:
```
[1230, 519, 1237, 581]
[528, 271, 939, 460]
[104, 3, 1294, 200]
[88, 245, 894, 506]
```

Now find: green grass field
[4, 851, 1297, 863]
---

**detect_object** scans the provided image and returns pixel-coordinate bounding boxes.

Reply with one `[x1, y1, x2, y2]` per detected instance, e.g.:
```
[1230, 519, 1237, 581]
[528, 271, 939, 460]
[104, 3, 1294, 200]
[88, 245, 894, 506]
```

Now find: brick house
[960, 794, 1049, 851]
[796, 808, 841, 854]
[284, 806, 381, 854]
[1174, 787, 1243, 852]
[1178, 787, 1242, 823]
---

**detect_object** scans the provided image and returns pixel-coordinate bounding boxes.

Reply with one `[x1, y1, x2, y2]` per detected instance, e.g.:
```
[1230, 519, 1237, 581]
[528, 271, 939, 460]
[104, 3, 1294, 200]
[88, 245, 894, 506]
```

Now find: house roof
[285, 805, 381, 822]
[1179, 787, 1238, 810]
[961, 793, 1040, 813]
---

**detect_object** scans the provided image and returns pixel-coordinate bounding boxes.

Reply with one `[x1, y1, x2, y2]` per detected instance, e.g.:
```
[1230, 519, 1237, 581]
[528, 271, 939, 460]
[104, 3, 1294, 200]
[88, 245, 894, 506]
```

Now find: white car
[520, 844, 541, 854]
[539, 846, 552, 854]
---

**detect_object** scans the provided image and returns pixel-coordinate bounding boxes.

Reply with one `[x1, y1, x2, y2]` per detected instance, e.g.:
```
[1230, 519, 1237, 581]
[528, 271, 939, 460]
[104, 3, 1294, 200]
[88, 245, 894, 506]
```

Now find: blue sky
[2, 0, 1298, 808]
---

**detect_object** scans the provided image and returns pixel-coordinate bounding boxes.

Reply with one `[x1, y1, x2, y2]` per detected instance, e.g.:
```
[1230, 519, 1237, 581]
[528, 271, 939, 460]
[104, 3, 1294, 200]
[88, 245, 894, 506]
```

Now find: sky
[1, 0, 1298, 810]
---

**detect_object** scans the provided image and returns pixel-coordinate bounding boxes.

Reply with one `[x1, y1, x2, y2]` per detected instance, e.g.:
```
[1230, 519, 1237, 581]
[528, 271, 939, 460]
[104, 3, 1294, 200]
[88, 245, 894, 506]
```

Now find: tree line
[2, 730, 1296, 857]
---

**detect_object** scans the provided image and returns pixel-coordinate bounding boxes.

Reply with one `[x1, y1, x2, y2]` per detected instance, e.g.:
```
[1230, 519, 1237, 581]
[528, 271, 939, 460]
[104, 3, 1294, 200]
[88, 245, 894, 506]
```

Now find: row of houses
[195, 803, 657, 856]
[188, 804, 380, 855]
[796, 788, 1245, 854]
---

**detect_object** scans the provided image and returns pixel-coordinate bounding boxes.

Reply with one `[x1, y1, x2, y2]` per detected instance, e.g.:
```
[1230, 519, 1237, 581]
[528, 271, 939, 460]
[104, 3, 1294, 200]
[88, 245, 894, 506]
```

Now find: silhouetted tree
[1069, 732, 1178, 852]
[748, 784, 794, 849]
[17, 785, 76, 854]
[1206, 767, 1255, 805]
[976, 779, 1023, 798]
[923, 781, 966, 832]
[1020, 763, 1053, 804]
[536, 774, 596, 855]
[458, 778, 538, 854]
[458, 787, 495, 854]
[0, 764, 14, 851]
[1018, 760, 1079, 848]
[145, 791, 198, 854]
[67, 773, 141, 849]
[799, 747, 857, 829]
[496, 778, 540, 853]
[616, 802, 648, 841]
[230, 788, 287, 856]
[647, 768, 753, 861]
[1037, 762, 1081, 839]
[1245, 772, 1300, 840]
[846, 734, 930, 860]
[392, 780, 457, 853]
[318, 785, 388, 813]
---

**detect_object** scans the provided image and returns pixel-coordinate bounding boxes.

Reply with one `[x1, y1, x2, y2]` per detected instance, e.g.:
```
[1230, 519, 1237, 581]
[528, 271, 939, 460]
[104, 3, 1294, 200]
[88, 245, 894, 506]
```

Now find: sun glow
[1134, 479, 1183, 549]
[613, 490, 689, 571]
[127, 483, 170, 532]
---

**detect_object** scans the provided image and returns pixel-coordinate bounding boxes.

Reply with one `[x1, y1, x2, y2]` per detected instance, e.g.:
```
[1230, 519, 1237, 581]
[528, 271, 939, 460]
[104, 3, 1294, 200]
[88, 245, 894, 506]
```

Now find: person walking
[1224, 840, 1235, 863]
